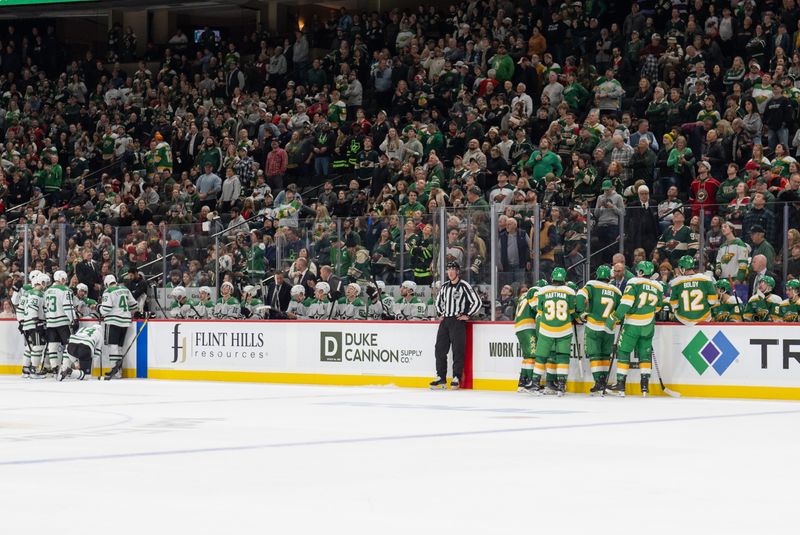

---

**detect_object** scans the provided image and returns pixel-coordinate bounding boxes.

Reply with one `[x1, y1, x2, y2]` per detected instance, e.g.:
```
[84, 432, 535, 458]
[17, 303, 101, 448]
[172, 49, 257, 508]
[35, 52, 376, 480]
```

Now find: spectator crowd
[0, 0, 799, 320]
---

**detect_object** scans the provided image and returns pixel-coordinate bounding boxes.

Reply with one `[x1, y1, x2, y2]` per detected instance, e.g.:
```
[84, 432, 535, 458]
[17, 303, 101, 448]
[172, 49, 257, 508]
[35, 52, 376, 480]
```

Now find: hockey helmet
[221, 281, 234, 292]
[171, 286, 187, 298]
[566, 281, 577, 291]
[596, 265, 611, 280]
[38, 273, 51, 287]
[446, 260, 460, 271]
[551, 267, 567, 283]
[290, 284, 306, 296]
[29, 269, 42, 283]
[53, 270, 68, 283]
[347, 283, 361, 296]
[76, 283, 89, 293]
[536, 279, 548, 288]
[199, 286, 211, 297]
[760, 275, 776, 291]
[401, 280, 417, 293]
[637, 261, 655, 277]
[786, 279, 800, 292]
[316, 281, 330, 295]
[104, 274, 117, 287]
[242, 285, 257, 296]
[678, 255, 695, 270]
[715, 279, 732, 293]
[376, 280, 386, 291]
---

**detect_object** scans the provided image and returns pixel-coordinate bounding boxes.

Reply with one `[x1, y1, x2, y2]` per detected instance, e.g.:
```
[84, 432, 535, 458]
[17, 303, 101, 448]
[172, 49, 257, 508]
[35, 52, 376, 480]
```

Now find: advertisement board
[145, 320, 441, 387]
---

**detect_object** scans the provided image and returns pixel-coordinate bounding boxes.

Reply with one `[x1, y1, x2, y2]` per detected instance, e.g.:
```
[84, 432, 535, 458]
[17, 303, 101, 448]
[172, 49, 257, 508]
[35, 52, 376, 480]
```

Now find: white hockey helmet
[199, 286, 211, 297]
[29, 269, 42, 283]
[76, 283, 89, 293]
[376, 280, 386, 291]
[53, 270, 68, 283]
[402, 280, 417, 293]
[316, 281, 330, 295]
[37, 273, 51, 287]
[242, 285, 257, 296]
[221, 281, 234, 292]
[171, 286, 187, 298]
[290, 284, 306, 296]
[104, 274, 117, 287]
[348, 283, 361, 295]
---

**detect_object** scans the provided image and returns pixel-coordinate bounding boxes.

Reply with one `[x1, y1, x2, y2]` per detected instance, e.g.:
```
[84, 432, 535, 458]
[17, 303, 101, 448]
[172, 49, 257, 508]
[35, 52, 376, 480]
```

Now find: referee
[431, 261, 482, 390]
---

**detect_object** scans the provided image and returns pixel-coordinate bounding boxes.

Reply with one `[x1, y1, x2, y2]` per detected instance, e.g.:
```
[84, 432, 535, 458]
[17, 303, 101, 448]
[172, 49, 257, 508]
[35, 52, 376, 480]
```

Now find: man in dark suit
[288, 258, 317, 298]
[318, 264, 344, 302]
[76, 249, 102, 300]
[747, 254, 782, 299]
[625, 184, 660, 260]
[264, 270, 292, 312]
[182, 123, 203, 168]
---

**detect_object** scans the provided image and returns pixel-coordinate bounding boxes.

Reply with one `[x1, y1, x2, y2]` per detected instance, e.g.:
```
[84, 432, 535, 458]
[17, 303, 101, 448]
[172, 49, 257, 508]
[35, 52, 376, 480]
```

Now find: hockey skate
[30, 369, 47, 380]
[640, 376, 650, 397]
[590, 377, 607, 396]
[21, 365, 33, 378]
[606, 379, 626, 397]
[555, 380, 566, 397]
[103, 361, 123, 381]
[429, 377, 447, 390]
[524, 381, 543, 396]
[450, 377, 460, 390]
[543, 380, 558, 396]
[517, 376, 532, 393]
[58, 366, 72, 382]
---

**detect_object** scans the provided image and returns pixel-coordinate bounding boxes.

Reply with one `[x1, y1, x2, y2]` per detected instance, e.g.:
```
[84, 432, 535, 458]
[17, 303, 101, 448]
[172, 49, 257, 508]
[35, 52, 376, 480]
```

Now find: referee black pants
[435, 317, 466, 380]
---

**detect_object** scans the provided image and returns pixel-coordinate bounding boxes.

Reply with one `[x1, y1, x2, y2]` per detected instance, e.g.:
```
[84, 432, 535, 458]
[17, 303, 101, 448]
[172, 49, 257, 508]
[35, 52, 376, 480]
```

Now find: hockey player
[197, 286, 215, 317]
[286, 285, 309, 319]
[605, 261, 663, 397]
[779, 280, 800, 321]
[426, 281, 440, 320]
[393, 281, 426, 319]
[44, 270, 77, 373]
[513, 285, 537, 392]
[13, 269, 41, 374]
[99, 274, 136, 379]
[21, 273, 47, 378]
[58, 323, 104, 381]
[240, 285, 263, 318]
[366, 281, 395, 320]
[669, 255, 718, 325]
[214, 281, 241, 319]
[527, 268, 576, 396]
[335, 283, 367, 320]
[743, 276, 783, 321]
[169, 286, 204, 319]
[711, 279, 743, 322]
[577, 265, 622, 395]
[74, 283, 98, 318]
[306, 281, 334, 319]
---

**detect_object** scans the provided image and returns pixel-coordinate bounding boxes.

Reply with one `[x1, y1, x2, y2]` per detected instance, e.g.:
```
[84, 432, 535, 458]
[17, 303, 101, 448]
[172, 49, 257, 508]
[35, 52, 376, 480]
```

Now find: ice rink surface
[0, 377, 797, 534]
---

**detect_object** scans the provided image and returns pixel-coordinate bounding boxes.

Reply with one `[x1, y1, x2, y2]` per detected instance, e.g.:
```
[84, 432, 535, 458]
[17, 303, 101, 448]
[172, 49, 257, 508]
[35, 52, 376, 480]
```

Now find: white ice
[0, 377, 797, 534]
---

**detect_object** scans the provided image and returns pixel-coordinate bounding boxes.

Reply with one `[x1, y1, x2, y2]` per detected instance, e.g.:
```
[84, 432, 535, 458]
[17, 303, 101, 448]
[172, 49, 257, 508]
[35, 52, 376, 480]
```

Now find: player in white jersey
[74, 283, 99, 318]
[306, 282, 334, 319]
[23, 273, 47, 378]
[366, 280, 395, 319]
[286, 285, 309, 319]
[99, 274, 136, 379]
[214, 281, 241, 319]
[393, 280, 427, 319]
[12, 269, 41, 374]
[169, 286, 205, 319]
[59, 324, 105, 381]
[44, 270, 77, 373]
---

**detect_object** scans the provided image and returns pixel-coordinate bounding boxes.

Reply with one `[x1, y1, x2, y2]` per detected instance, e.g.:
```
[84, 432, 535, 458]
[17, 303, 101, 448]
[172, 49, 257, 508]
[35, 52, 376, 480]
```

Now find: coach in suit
[747, 254, 781, 298]
[318, 264, 345, 302]
[264, 270, 292, 312]
[76, 249, 103, 300]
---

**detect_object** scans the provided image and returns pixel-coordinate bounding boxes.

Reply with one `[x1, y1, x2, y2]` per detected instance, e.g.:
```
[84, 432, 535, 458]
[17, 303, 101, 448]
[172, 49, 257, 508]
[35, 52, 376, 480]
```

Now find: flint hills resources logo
[682, 331, 740, 376]
[320, 331, 421, 364]
[170, 323, 268, 362]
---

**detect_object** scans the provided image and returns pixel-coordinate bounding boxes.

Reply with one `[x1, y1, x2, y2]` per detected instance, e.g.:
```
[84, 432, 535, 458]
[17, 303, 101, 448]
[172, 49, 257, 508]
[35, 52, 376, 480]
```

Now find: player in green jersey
[527, 268, 576, 396]
[743, 276, 783, 321]
[514, 286, 538, 391]
[711, 279, 743, 322]
[669, 255, 718, 325]
[605, 261, 663, 397]
[577, 265, 621, 395]
[779, 280, 800, 321]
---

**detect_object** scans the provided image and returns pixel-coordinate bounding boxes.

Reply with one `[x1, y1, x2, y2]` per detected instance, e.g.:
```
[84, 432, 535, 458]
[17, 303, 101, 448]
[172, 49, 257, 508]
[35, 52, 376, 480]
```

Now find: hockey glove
[71, 319, 80, 334]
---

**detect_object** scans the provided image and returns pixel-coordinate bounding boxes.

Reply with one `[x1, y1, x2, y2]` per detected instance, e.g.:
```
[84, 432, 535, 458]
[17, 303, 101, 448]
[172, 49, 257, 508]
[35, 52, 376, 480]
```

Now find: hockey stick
[602, 324, 623, 396]
[100, 318, 148, 381]
[651, 348, 681, 397]
[571, 322, 584, 382]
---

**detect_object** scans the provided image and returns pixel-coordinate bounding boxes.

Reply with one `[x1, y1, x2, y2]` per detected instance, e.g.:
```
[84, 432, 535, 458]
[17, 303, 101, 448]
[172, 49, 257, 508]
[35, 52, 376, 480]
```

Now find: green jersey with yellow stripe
[514, 288, 537, 334]
[743, 293, 783, 322]
[779, 297, 800, 322]
[576, 280, 621, 334]
[534, 285, 576, 339]
[711, 294, 743, 322]
[669, 274, 718, 325]
[614, 277, 664, 327]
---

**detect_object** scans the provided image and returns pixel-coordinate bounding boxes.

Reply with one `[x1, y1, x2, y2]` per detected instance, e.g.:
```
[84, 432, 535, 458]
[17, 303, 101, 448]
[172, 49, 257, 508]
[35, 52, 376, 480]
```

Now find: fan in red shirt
[690, 161, 720, 221]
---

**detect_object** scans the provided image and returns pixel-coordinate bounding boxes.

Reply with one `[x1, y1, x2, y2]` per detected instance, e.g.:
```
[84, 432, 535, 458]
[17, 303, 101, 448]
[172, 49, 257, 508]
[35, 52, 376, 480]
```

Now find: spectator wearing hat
[749, 224, 777, 270]
[594, 179, 624, 264]
[466, 186, 489, 209]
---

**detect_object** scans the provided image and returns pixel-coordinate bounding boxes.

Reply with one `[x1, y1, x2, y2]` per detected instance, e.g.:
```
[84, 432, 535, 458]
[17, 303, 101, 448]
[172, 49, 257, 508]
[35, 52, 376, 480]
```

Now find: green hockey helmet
[786, 279, 800, 291]
[566, 281, 578, 291]
[678, 255, 695, 270]
[760, 275, 776, 290]
[715, 279, 732, 293]
[596, 265, 611, 280]
[537, 279, 548, 288]
[636, 260, 654, 277]
[551, 267, 567, 283]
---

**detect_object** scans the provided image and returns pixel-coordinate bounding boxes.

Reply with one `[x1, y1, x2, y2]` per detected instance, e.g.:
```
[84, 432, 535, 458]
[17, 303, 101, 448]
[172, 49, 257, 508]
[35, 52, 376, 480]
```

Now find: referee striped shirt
[436, 278, 482, 318]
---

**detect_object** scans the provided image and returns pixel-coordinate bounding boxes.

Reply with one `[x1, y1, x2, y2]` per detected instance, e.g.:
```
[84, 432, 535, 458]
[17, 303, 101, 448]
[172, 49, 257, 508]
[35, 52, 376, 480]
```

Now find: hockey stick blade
[662, 386, 681, 398]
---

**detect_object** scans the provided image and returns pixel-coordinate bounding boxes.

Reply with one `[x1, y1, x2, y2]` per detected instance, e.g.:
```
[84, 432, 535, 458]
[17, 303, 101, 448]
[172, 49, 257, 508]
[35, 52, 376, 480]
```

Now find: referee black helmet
[446, 261, 460, 270]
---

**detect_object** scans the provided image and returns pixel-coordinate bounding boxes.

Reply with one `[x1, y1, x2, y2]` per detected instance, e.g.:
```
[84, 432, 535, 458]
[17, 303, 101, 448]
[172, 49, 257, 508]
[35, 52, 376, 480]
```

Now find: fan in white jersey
[99, 275, 136, 379]
[21, 273, 47, 378]
[59, 324, 104, 381]
[44, 270, 77, 373]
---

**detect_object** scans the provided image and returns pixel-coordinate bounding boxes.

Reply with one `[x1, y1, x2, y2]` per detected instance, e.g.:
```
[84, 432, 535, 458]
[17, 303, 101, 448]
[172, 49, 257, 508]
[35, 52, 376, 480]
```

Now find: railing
[0, 200, 795, 321]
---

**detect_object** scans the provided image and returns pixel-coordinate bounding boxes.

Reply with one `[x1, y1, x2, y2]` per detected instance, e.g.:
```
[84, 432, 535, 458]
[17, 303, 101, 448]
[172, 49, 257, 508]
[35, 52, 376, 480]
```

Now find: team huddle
[12, 271, 135, 381]
[514, 258, 800, 397]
